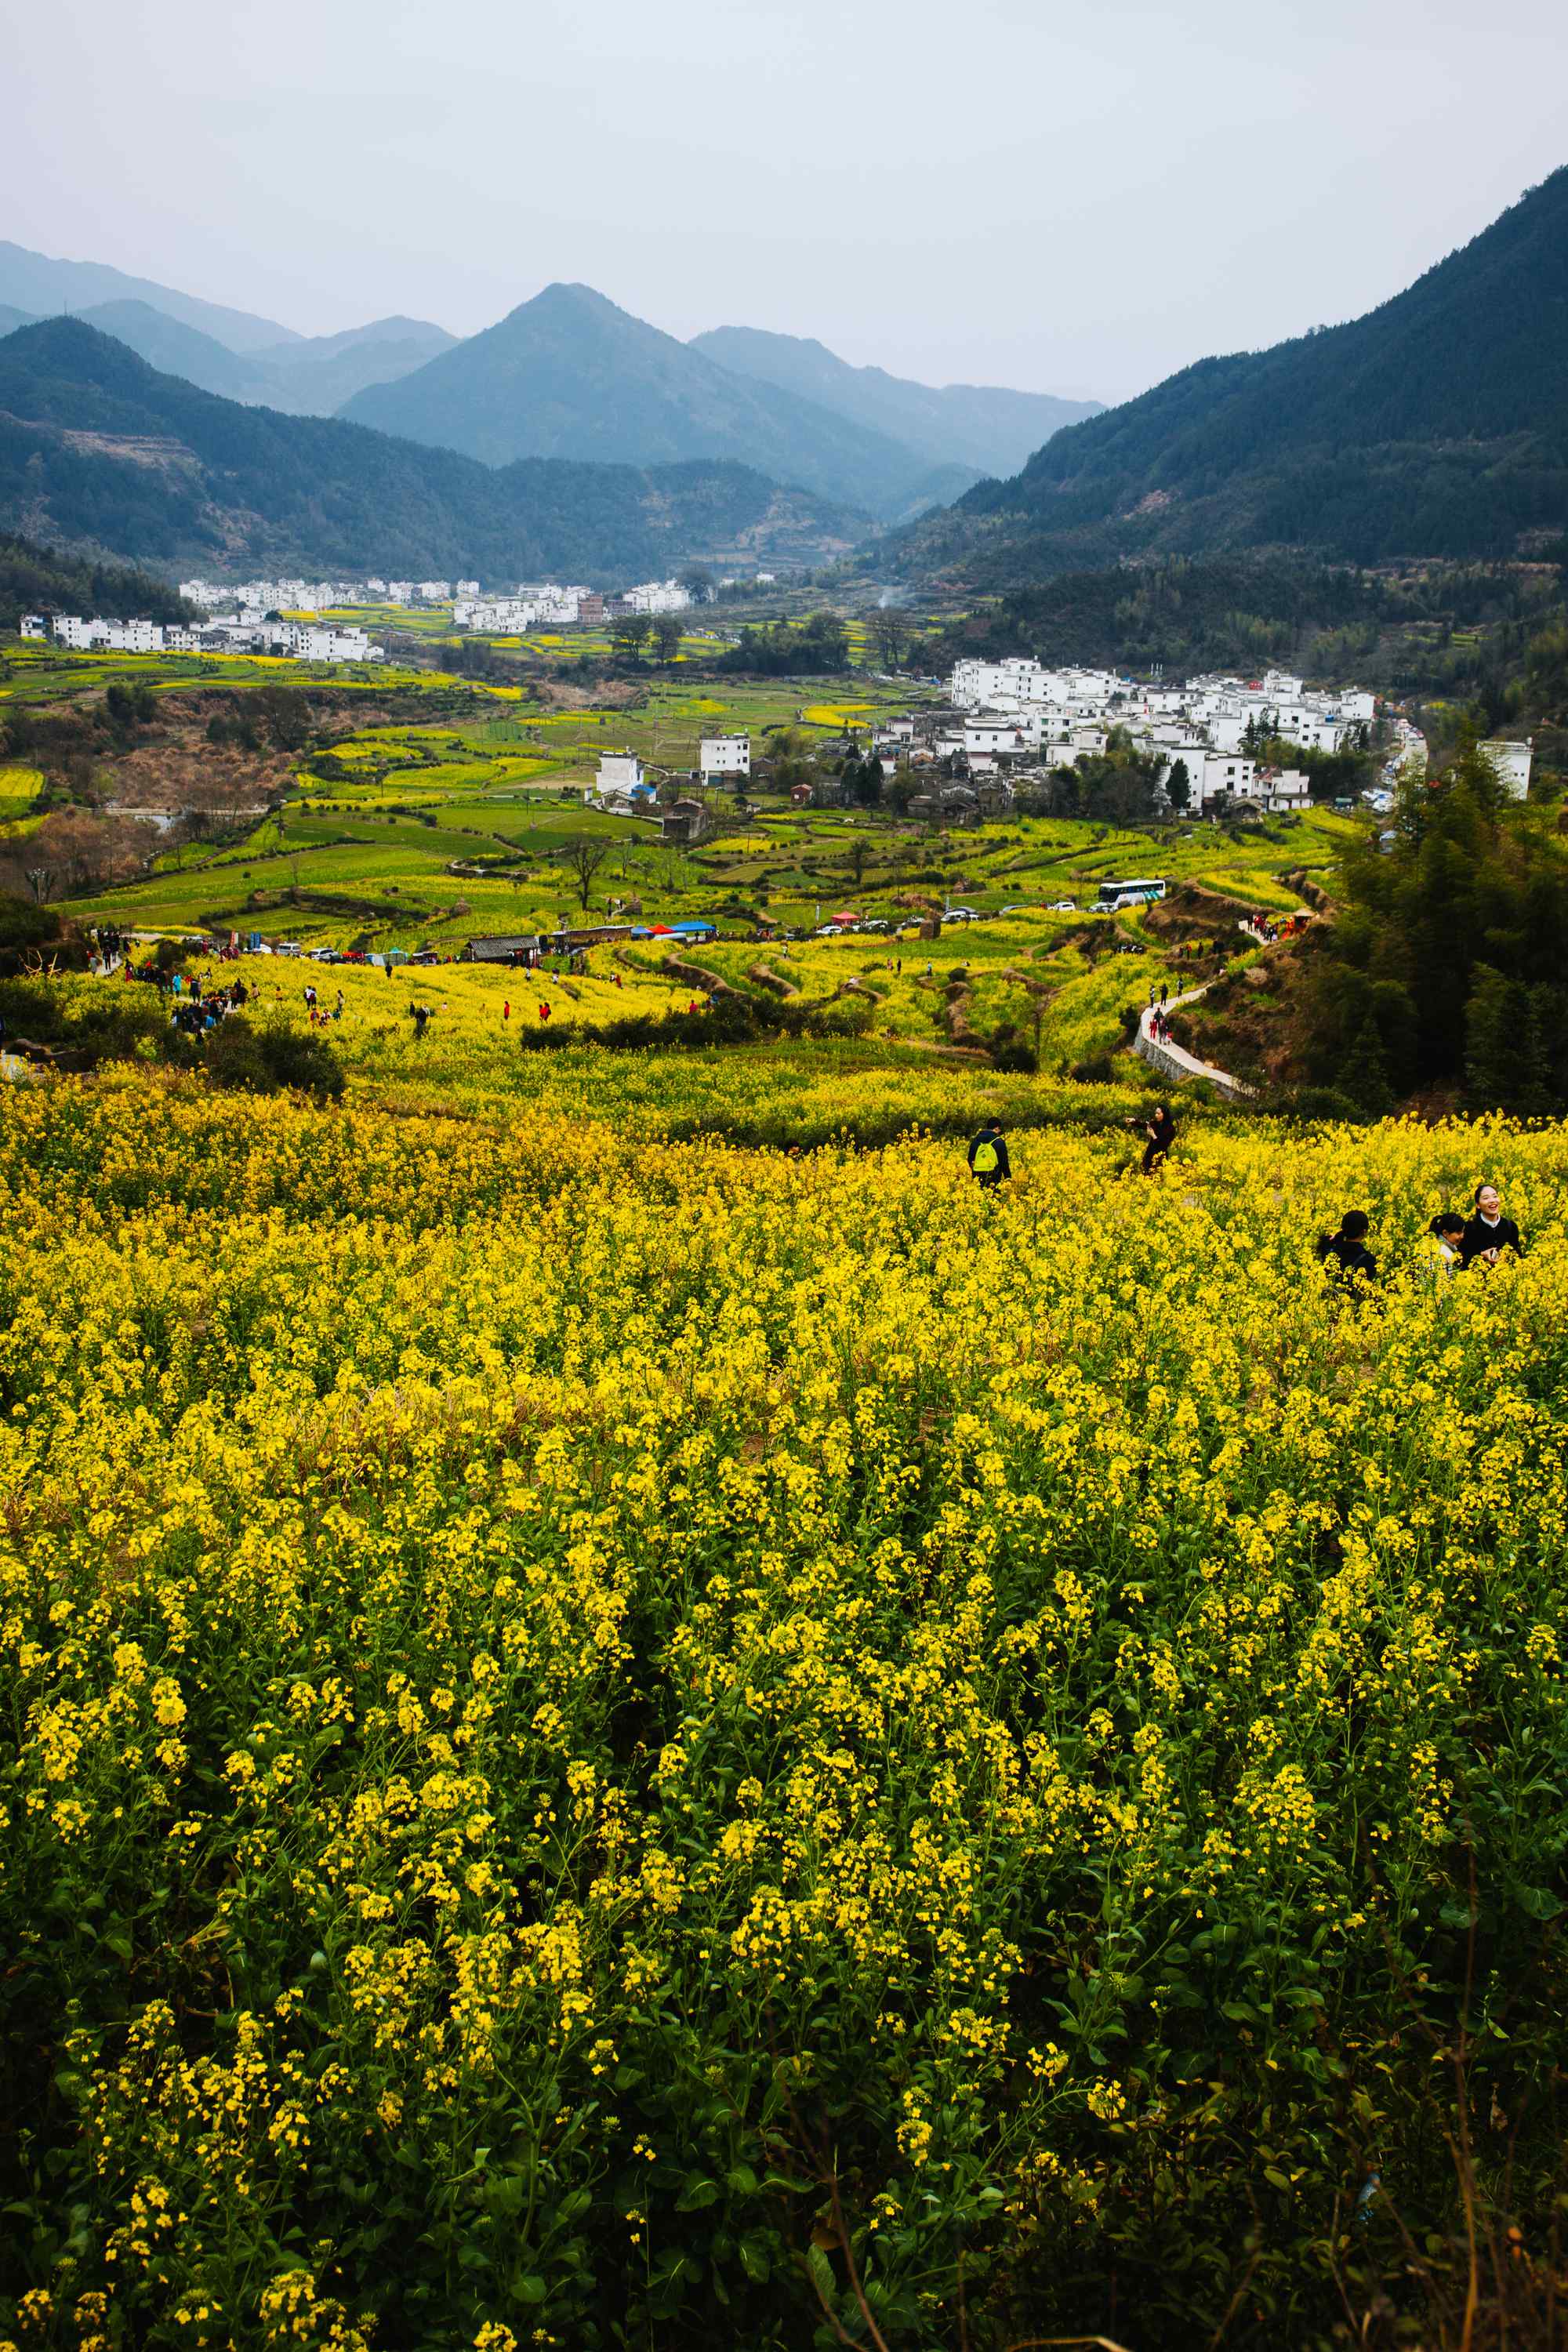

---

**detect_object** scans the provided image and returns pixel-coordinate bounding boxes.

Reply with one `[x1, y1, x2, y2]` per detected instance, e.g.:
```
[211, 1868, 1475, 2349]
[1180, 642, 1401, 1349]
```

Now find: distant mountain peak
[339, 284, 959, 517]
[688, 321, 1102, 480]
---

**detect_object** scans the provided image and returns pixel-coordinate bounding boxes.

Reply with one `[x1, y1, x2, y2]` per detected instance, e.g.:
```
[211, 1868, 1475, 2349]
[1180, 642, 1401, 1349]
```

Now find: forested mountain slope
[342, 282, 944, 518]
[0, 320, 866, 578]
[887, 168, 1568, 586]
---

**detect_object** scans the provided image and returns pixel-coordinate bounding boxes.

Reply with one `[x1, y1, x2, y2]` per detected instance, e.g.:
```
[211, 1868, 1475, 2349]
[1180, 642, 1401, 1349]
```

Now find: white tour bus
[1093, 877, 1168, 912]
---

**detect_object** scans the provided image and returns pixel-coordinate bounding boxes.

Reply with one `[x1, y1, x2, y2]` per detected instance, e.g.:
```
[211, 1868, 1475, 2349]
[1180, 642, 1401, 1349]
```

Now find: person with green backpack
[967, 1119, 1011, 1191]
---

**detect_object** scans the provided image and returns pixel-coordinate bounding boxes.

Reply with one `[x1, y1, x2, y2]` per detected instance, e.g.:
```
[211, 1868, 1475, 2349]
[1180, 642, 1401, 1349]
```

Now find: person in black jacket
[1140, 1101, 1176, 1175]
[1460, 1182, 1523, 1269]
[1316, 1210, 1377, 1288]
[967, 1120, 1011, 1189]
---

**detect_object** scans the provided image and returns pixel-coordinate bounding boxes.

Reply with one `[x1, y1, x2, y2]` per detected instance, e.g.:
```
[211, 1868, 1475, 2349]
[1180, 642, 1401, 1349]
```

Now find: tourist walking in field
[1426, 1212, 1466, 1286]
[1316, 1210, 1377, 1288]
[503, 1000, 510, 1022]
[967, 1120, 1010, 1190]
[1461, 1183, 1522, 1268]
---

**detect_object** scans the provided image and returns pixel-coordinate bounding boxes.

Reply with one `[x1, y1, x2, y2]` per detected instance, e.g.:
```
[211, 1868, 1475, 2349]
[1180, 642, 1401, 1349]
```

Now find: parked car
[1047, 899, 1076, 913]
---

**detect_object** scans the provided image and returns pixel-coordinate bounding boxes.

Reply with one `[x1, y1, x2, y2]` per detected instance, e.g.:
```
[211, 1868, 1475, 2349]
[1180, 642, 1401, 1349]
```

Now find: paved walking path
[1134, 985, 1253, 1098]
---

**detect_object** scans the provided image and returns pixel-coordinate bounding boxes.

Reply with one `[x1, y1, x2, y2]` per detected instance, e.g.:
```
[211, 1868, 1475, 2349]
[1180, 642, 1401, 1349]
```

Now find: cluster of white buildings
[177, 576, 480, 613]
[943, 659, 1385, 813]
[452, 578, 691, 631]
[22, 612, 383, 665]
[586, 734, 751, 818]
[453, 584, 593, 630]
[619, 579, 691, 616]
[162, 573, 697, 641]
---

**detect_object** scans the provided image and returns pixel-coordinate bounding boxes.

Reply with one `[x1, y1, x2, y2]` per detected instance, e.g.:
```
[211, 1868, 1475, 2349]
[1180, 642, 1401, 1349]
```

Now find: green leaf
[675, 2176, 722, 2212]
[513, 2274, 547, 2306]
[1515, 1886, 1563, 1921]
[738, 2234, 771, 2284]
[805, 2241, 837, 2306]
[724, 2161, 759, 2196]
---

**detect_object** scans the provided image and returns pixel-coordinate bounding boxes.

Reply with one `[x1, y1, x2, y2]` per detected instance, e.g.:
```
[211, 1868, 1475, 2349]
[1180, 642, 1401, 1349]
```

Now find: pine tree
[1338, 1012, 1396, 1119]
[1463, 962, 1526, 1112]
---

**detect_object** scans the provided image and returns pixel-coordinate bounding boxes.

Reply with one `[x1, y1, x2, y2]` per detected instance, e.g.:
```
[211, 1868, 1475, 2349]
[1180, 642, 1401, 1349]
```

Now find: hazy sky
[6, 0, 1566, 402]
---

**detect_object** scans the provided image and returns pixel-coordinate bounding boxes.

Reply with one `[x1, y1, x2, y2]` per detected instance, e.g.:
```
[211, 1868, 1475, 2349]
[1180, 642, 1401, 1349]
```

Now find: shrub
[201, 1015, 345, 1103]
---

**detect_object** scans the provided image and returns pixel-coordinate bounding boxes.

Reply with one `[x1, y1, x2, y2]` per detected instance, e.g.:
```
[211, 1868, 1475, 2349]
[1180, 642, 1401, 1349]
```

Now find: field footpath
[1135, 984, 1252, 1097]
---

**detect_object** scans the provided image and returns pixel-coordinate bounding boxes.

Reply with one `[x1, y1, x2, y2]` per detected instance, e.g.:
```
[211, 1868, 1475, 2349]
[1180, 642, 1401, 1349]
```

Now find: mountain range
[0, 298, 458, 416]
[340, 283, 984, 520]
[887, 165, 1568, 587]
[0, 242, 1091, 517]
[690, 325, 1100, 481]
[0, 317, 866, 578]
[0, 239, 301, 352]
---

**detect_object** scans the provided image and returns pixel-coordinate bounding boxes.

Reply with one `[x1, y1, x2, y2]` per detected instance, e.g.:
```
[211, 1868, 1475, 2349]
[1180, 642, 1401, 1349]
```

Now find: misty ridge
[0, 241, 1098, 532]
[3, 162, 1568, 588]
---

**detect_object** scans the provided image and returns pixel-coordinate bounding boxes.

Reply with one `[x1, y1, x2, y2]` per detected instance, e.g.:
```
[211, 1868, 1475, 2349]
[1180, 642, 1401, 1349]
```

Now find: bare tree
[562, 837, 612, 912]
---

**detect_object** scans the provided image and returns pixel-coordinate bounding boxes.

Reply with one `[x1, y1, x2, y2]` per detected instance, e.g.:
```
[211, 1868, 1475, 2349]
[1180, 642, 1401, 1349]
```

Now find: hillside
[887, 166, 1568, 586]
[249, 317, 459, 413]
[43, 303, 457, 415]
[691, 322, 1101, 477]
[341, 282, 943, 518]
[0, 319, 866, 578]
[0, 238, 297, 353]
[0, 528, 192, 632]
[71, 300, 267, 401]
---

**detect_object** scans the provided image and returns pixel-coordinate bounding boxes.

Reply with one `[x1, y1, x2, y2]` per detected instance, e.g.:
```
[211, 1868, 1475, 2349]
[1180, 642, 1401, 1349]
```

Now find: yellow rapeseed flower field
[2, 1074, 1566, 2347]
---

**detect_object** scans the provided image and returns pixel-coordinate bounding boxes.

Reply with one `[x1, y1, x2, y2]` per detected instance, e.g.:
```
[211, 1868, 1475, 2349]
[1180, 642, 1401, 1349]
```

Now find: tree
[1165, 757, 1191, 813]
[851, 752, 882, 808]
[651, 614, 683, 666]
[847, 837, 873, 887]
[254, 684, 313, 751]
[562, 837, 612, 912]
[868, 607, 910, 670]
[677, 565, 714, 604]
[610, 615, 652, 665]
[1338, 1011, 1395, 1119]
